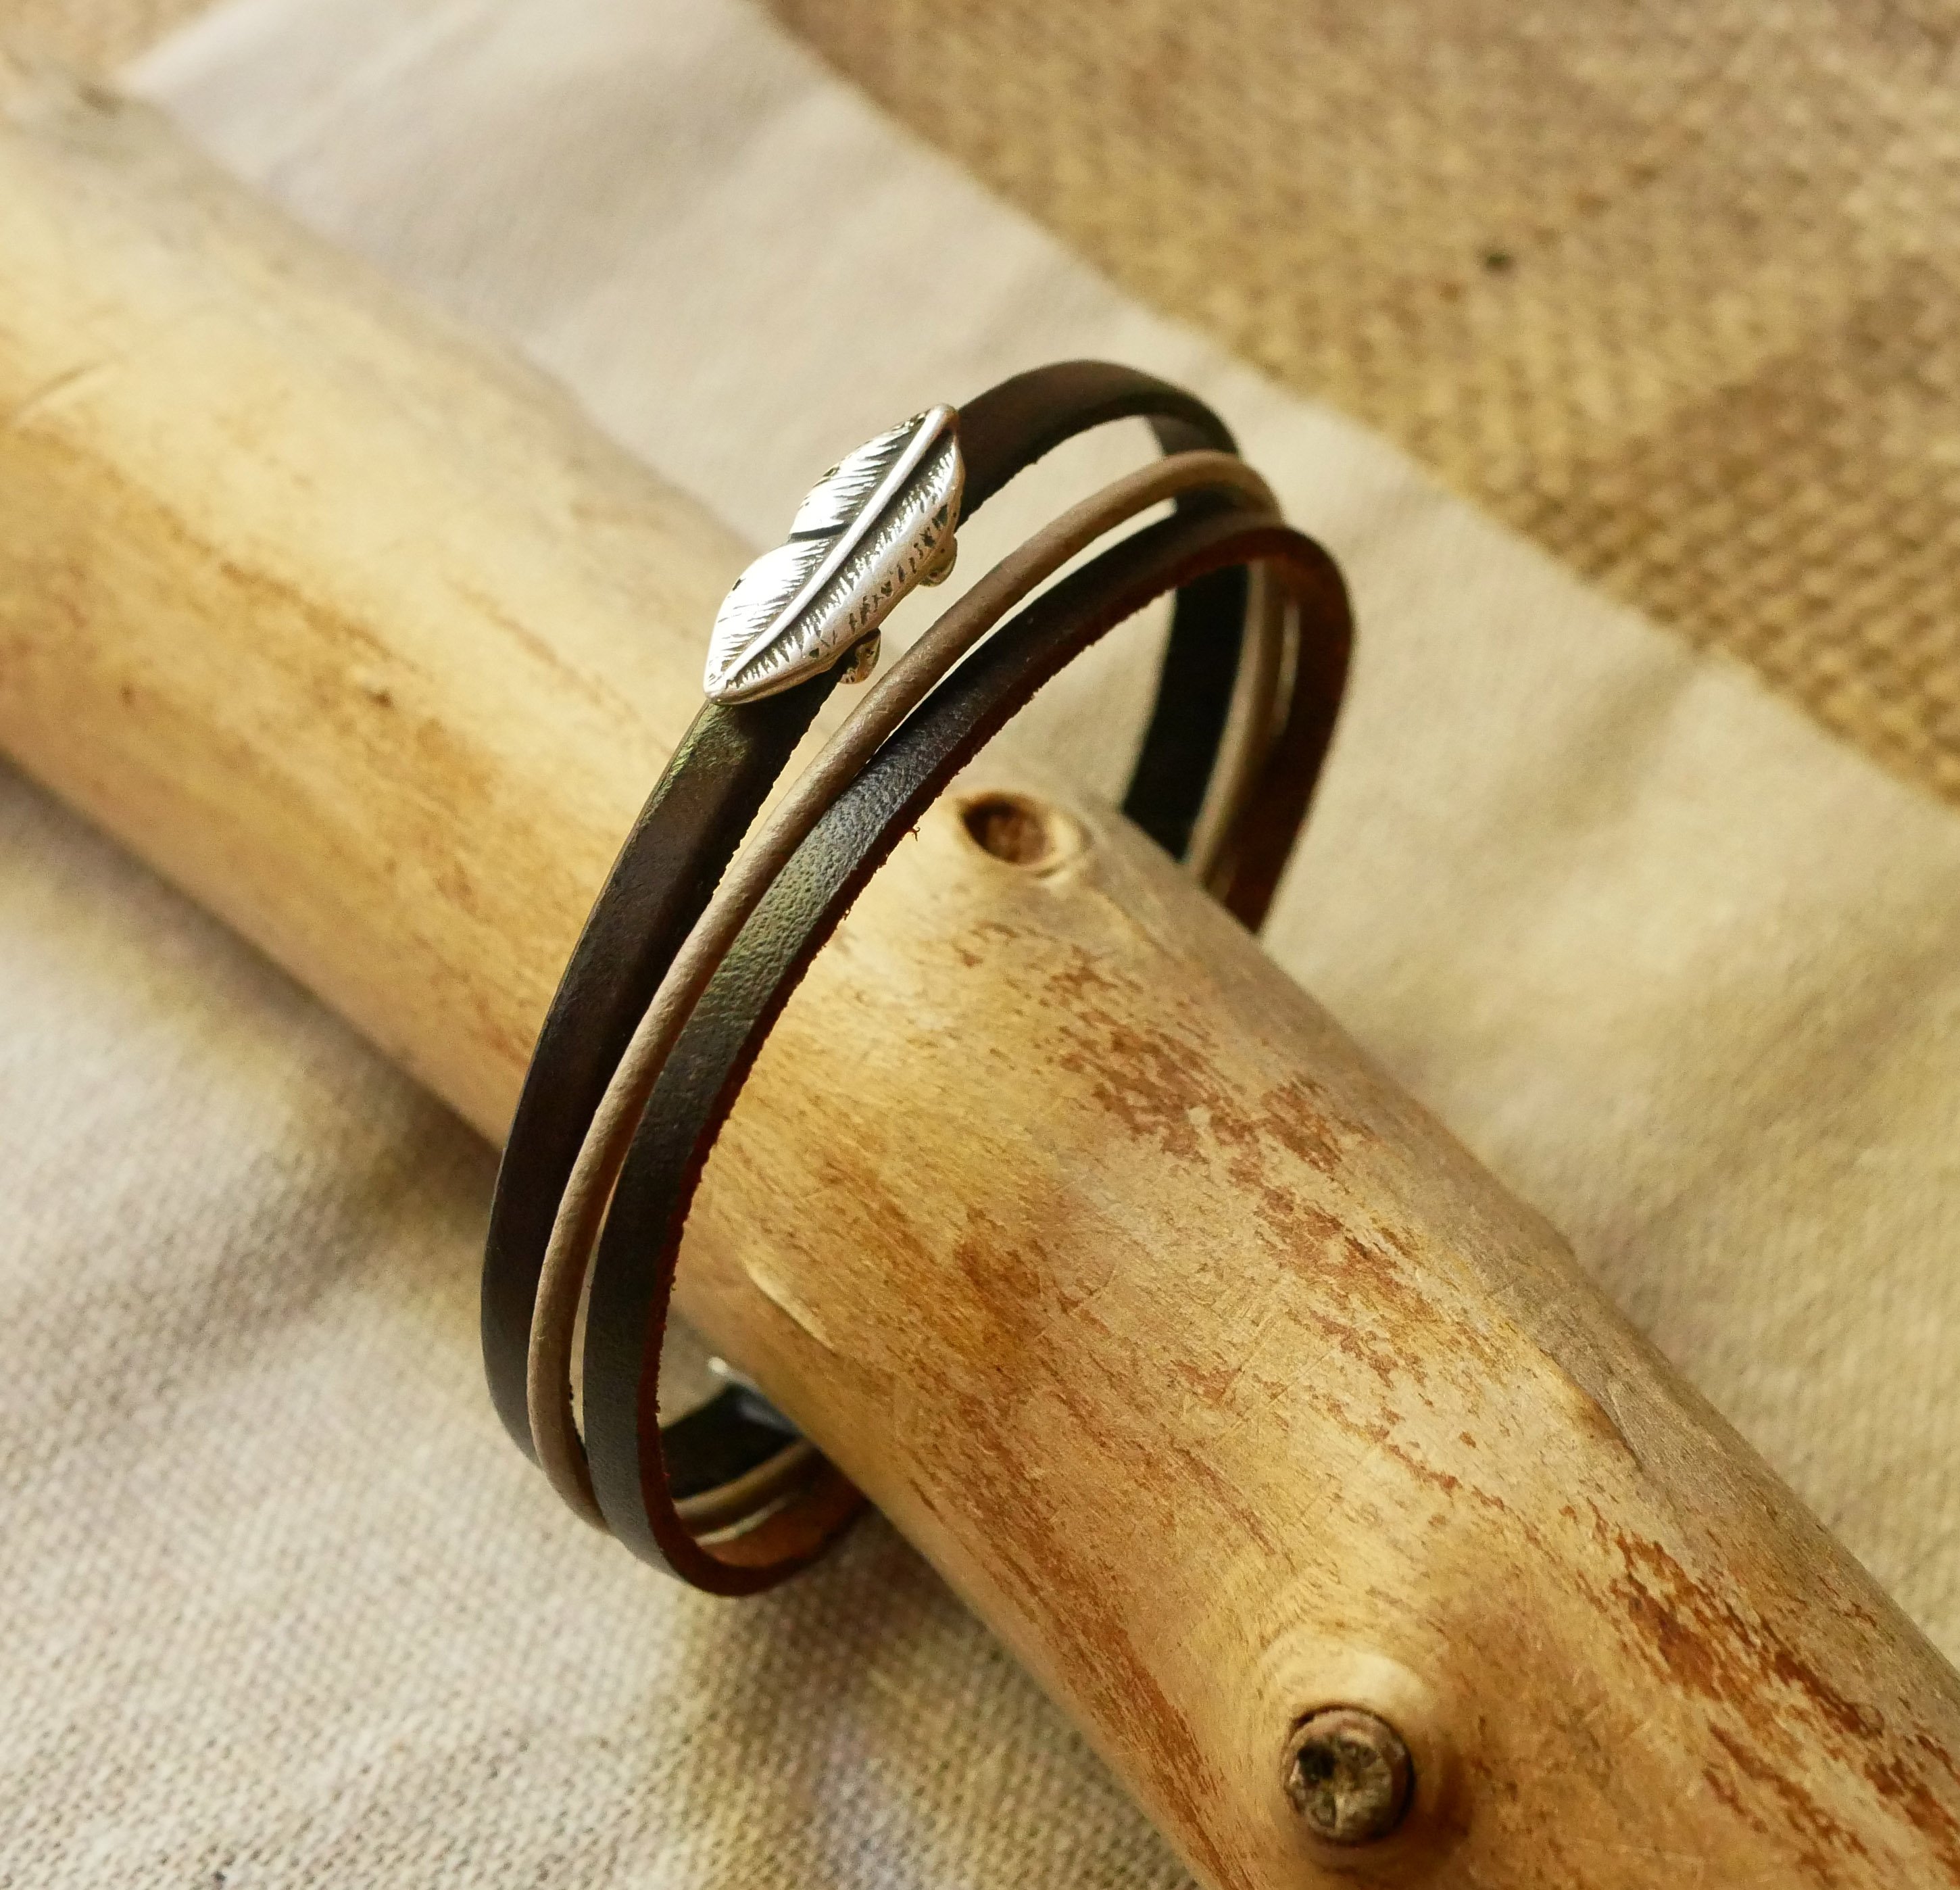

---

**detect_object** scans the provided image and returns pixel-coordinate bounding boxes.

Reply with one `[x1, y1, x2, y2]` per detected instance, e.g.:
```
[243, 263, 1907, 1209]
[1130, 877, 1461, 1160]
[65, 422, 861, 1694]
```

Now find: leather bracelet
[578, 504, 1350, 1592]
[481, 362, 1247, 1469]
[527, 449, 1285, 1526]
[481, 364, 1352, 1594]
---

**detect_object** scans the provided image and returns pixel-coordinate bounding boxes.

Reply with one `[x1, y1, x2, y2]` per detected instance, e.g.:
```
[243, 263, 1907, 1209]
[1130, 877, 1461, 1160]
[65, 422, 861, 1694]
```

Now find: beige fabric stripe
[771, 0, 1960, 811]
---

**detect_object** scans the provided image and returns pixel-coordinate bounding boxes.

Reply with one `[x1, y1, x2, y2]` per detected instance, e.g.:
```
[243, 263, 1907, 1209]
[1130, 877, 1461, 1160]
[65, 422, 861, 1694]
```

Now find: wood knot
[960, 791, 1062, 868]
[1284, 1706, 1413, 1846]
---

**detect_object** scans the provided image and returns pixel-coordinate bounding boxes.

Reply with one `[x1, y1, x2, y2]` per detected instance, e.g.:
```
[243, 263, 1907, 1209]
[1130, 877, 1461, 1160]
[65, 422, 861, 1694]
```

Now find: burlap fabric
[777, 0, 1960, 813]
[2, 0, 1957, 1883]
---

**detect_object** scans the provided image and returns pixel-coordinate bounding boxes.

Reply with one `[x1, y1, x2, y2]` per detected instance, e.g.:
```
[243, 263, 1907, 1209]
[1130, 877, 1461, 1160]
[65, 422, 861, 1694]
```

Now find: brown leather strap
[578, 506, 1352, 1592]
[479, 681, 837, 1459]
[955, 358, 1235, 512]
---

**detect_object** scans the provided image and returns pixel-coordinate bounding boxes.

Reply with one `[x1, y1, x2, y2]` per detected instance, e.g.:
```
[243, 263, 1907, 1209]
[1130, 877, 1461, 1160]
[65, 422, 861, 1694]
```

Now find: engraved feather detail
[703, 406, 964, 703]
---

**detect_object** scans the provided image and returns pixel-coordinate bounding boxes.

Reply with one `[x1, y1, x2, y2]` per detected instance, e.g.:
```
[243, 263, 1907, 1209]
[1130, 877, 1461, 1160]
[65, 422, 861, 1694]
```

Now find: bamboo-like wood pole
[5, 62, 1959, 1889]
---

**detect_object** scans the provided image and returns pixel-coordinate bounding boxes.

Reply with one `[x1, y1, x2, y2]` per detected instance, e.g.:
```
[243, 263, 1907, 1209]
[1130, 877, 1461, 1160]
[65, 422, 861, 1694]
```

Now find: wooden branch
[5, 60, 1959, 1888]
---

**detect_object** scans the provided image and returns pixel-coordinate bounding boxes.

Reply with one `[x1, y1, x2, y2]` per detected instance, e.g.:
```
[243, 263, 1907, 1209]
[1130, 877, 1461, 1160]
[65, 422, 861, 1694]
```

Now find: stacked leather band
[481, 362, 1353, 1595]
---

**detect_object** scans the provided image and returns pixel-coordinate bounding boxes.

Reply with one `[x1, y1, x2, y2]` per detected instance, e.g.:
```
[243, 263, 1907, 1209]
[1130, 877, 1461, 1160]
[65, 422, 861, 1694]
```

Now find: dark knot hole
[961, 792, 1061, 869]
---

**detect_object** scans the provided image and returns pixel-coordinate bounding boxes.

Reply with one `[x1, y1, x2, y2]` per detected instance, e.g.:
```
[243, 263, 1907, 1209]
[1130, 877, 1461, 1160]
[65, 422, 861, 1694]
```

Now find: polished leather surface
[581, 507, 1350, 1591]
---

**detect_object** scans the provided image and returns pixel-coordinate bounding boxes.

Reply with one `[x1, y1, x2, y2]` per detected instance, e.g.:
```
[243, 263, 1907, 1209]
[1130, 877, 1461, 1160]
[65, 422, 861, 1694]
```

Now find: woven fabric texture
[0, 0, 1956, 1883]
[773, 0, 1960, 811]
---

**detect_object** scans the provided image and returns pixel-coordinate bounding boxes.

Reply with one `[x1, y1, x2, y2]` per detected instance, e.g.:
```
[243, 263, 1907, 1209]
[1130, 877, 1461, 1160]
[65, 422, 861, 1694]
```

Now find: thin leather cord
[529, 450, 1280, 1522]
[1185, 560, 1285, 888]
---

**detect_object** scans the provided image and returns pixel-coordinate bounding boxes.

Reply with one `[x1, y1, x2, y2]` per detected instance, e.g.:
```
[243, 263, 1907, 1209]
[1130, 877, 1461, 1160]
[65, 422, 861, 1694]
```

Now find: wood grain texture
[0, 0, 205, 73]
[4, 62, 1959, 1889]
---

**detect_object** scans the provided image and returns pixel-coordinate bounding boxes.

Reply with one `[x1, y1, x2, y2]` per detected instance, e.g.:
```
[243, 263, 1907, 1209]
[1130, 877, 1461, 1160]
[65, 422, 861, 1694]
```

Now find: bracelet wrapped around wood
[524, 447, 1284, 1531]
[482, 362, 1240, 1470]
[481, 364, 1354, 1592]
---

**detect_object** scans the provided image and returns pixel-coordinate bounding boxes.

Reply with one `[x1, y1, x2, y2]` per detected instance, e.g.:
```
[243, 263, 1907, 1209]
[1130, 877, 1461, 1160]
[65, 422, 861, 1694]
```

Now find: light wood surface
[0, 0, 205, 72]
[5, 62, 1959, 1889]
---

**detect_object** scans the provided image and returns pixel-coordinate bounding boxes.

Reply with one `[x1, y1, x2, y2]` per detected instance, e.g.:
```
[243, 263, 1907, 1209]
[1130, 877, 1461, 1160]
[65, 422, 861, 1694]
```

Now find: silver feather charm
[703, 405, 964, 703]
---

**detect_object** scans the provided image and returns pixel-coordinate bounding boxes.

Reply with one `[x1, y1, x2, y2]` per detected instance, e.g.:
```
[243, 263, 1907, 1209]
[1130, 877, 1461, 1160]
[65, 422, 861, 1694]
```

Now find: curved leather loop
[580, 507, 1353, 1592]
[483, 363, 1261, 1465]
[955, 359, 1233, 512]
[961, 362, 1249, 863]
[528, 452, 1283, 1525]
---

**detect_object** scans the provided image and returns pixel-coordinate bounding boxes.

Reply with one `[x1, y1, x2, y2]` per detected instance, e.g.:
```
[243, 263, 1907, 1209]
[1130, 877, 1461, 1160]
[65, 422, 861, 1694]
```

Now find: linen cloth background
[2, 0, 1957, 1883]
